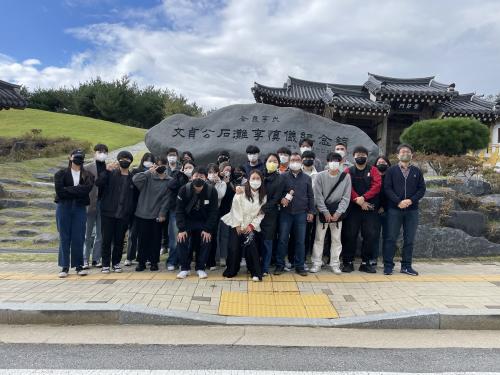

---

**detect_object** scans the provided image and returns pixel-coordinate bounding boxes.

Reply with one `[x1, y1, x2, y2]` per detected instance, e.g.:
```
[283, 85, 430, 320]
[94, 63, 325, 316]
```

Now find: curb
[1, 303, 500, 329]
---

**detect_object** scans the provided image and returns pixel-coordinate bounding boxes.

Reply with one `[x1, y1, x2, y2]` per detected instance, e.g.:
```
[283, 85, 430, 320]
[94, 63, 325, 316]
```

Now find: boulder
[32, 233, 58, 244]
[479, 194, 500, 206]
[145, 103, 379, 166]
[443, 210, 488, 237]
[414, 225, 500, 258]
[11, 229, 39, 237]
[418, 197, 446, 226]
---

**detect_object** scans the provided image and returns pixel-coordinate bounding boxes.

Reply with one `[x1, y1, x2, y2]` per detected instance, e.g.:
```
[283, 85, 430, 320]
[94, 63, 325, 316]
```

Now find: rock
[448, 178, 492, 197]
[424, 187, 454, 198]
[11, 229, 40, 237]
[425, 177, 449, 188]
[40, 212, 55, 218]
[0, 237, 26, 243]
[0, 219, 6, 226]
[47, 167, 60, 174]
[479, 194, 500, 206]
[32, 173, 54, 182]
[29, 200, 56, 210]
[0, 210, 32, 218]
[486, 225, 500, 244]
[0, 184, 7, 198]
[419, 197, 446, 226]
[0, 199, 29, 209]
[7, 189, 41, 199]
[13, 220, 51, 227]
[443, 210, 488, 237]
[32, 233, 58, 244]
[0, 178, 54, 188]
[414, 224, 500, 258]
[145, 103, 379, 166]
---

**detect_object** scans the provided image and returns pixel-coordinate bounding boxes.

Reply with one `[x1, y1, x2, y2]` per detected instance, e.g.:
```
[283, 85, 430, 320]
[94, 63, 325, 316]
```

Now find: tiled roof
[0, 80, 27, 110]
[438, 94, 499, 122]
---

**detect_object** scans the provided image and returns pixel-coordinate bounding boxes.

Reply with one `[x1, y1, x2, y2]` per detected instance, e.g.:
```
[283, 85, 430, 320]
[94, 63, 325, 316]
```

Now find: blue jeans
[260, 238, 273, 273]
[276, 211, 307, 270]
[57, 201, 87, 269]
[166, 210, 179, 266]
[372, 211, 388, 262]
[383, 208, 419, 269]
[84, 200, 102, 264]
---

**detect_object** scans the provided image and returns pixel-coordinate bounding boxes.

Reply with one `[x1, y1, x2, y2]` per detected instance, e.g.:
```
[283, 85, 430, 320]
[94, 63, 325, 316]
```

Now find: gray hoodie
[313, 170, 351, 215]
[132, 171, 172, 220]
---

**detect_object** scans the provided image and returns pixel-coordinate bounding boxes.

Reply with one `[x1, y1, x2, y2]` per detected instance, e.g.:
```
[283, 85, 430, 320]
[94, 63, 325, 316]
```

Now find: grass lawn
[0, 108, 146, 150]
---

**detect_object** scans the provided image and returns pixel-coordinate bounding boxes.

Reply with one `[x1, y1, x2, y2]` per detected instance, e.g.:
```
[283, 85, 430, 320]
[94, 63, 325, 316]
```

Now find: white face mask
[247, 153, 258, 163]
[300, 147, 312, 154]
[183, 168, 193, 177]
[279, 154, 290, 164]
[328, 161, 340, 171]
[223, 170, 231, 178]
[289, 162, 302, 171]
[167, 155, 177, 163]
[208, 173, 217, 182]
[249, 180, 261, 190]
[143, 161, 153, 168]
[95, 152, 107, 162]
[335, 149, 346, 158]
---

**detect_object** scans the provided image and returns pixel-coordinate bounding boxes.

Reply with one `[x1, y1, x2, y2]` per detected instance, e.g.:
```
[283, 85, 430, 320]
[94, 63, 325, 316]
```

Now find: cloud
[1, 0, 500, 110]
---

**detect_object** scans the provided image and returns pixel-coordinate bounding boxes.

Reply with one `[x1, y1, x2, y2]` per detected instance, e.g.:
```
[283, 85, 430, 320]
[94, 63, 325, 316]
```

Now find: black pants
[178, 228, 211, 271]
[161, 217, 169, 249]
[341, 206, 378, 264]
[101, 215, 128, 268]
[136, 217, 162, 266]
[223, 228, 262, 279]
[126, 218, 138, 261]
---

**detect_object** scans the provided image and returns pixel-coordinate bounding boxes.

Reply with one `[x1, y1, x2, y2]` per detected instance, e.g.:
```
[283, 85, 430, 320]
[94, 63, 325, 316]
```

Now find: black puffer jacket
[260, 171, 283, 240]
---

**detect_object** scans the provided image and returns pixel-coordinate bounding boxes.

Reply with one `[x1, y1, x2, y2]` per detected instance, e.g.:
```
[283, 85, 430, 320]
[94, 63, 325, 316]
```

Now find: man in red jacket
[341, 146, 381, 273]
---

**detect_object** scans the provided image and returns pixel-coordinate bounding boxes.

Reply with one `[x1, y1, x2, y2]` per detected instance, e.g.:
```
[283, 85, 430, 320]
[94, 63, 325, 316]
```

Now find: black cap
[71, 149, 85, 158]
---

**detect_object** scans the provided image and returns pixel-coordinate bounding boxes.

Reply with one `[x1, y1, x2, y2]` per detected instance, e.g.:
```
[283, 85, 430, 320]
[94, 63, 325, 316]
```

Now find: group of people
[54, 138, 426, 281]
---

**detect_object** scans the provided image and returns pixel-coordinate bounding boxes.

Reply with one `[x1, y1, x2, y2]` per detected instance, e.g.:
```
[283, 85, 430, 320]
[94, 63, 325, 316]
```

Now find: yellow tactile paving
[272, 282, 299, 293]
[218, 302, 248, 316]
[306, 305, 338, 318]
[248, 293, 275, 305]
[248, 282, 274, 292]
[301, 294, 330, 306]
[275, 305, 307, 318]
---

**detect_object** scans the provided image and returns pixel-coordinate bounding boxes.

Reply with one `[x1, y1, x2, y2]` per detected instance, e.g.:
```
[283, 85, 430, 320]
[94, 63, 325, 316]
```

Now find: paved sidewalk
[1, 261, 500, 319]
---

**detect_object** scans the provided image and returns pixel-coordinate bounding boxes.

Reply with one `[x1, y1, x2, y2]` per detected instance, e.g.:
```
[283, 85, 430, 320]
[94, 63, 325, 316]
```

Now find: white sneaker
[82, 263, 90, 270]
[124, 260, 132, 266]
[101, 267, 110, 274]
[112, 264, 122, 273]
[309, 265, 321, 273]
[219, 258, 226, 267]
[77, 269, 88, 276]
[58, 271, 68, 278]
[252, 276, 261, 282]
[197, 270, 208, 279]
[263, 272, 269, 277]
[209, 266, 217, 271]
[304, 263, 309, 272]
[240, 258, 247, 267]
[285, 261, 292, 269]
[331, 265, 342, 274]
[167, 265, 175, 271]
[177, 270, 190, 279]
[95, 262, 102, 268]
[160, 247, 167, 255]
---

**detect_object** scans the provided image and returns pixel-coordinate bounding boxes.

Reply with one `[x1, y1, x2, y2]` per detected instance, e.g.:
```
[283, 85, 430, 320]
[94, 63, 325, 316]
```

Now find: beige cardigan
[221, 191, 266, 232]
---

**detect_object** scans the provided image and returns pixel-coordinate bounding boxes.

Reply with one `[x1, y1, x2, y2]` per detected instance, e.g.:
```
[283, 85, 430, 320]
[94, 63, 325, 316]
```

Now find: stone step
[0, 199, 56, 210]
[0, 237, 26, 243]
[11, 229, 40, 237]
[5, 189, 54, 199]
[13, 220, 52, 227]
[0, 210, 33, 218]
[32, 233, 58, 244]
[0, 178, 54, 188]
[32, 173, 54, 182]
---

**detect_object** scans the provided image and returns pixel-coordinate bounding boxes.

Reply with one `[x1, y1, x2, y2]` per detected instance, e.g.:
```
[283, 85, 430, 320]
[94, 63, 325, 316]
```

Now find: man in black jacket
[383, 144, 426, 276]
[95, 151, 135, 274]
[176, 167, 219, 279]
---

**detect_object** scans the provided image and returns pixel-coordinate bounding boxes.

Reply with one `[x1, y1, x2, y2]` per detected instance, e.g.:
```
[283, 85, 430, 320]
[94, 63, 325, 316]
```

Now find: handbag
[318, 172, 347, 223]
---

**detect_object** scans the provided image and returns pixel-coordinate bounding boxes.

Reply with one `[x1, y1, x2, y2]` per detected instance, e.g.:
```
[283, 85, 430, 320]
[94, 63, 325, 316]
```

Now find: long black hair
[245, 169, 266, 204]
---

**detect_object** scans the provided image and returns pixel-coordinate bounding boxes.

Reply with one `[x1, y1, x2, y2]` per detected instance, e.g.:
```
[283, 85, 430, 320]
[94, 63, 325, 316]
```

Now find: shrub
[483, 168, 500, 194]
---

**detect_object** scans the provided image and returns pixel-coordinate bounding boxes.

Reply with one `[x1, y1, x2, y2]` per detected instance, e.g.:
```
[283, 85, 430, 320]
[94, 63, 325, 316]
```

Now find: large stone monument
[145, 103, 379, 165]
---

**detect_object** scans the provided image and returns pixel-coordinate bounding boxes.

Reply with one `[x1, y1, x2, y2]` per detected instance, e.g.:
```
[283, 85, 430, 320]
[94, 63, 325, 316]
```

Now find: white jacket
[221, 191, 266, 232]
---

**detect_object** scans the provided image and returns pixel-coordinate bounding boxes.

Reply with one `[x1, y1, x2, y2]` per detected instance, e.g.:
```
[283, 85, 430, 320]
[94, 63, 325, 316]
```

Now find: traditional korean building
[252, 73, 500, 154]
[0, 80, 27, 110]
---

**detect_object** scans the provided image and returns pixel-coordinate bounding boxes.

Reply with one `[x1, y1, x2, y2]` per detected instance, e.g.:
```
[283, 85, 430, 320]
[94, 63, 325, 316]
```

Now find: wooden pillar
[377, 117, 388, 155]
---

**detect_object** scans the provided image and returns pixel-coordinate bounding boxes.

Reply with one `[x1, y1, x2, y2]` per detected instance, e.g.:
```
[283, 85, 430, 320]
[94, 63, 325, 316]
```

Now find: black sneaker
[295, 268, 308, 277]
[359, 263, 376, 273]
[401, 266, 419, 276]
[341, 263, 354, 273]
[135, 263, 146, 272]
[273, 266, 285, 275]
[383, 266, 393, 275]
[150, 263, 159, 271]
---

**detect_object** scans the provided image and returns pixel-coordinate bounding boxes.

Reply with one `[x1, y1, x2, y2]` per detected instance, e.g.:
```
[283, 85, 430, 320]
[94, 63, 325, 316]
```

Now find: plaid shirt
[399, 162, 411, 179]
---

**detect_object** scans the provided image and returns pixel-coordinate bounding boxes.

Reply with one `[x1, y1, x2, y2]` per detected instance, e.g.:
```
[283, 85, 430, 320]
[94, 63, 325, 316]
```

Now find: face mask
[398, 154, 412, 162]
[328, 161, 340, 170]
[223, 170, 231, 178]
[208, 173, 217, 182]
[289, 162, 302, 171]
[266, 161, 278, 173]
[355, 156, 367, 165]
[249, 180, 261, 190]
[193, 178, 205, 188]
[167, 156, 177, 163]
[183, 168, 193, 177]
[143, 161, 153, 168]
[156, 166, 167, 174]
[95, 152, 107, 162]
[247, 154, 258, 163]
[119, 160, 131, 169]
[303, 159, 314, 167]
[335, 149, 346, 158]
[279, 155, 289, 164]
[300, 147, 312, 154]
[233, 171, 243, 179]
[377, 164, 388, 172]
[72, 156, 84, 166]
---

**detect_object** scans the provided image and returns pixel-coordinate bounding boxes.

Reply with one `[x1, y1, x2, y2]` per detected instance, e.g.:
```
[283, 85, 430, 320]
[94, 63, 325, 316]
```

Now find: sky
[1, 0, 500, 110]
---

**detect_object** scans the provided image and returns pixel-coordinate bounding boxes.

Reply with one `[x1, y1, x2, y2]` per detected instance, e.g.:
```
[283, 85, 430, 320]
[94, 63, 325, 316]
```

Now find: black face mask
[119, 160, 131, 169]
[156, 166, 167, 174]
[377, 164, 388, 172]
[303, 159, 314, 167]
[193, 178, 205, 188]
[72, 157, 84, 166]
[355, 156, 367, 165]
[232, 171, 243, 180]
